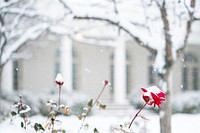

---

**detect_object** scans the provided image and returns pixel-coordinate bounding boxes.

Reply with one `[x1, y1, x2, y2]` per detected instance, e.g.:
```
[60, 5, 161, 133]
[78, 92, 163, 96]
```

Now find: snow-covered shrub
[70, 101, 86, 116]
[0, 91, 29, 119]
[0, 89, 88, 117]
[31, 89, 88, 116]
[0, 98, 12, 122]
[38, 89, 88, 116]
[172, 91, 200, 114]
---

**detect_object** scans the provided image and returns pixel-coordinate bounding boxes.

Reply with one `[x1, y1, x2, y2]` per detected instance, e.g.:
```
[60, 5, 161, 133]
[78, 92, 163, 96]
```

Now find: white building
[2, 23, 200, 103]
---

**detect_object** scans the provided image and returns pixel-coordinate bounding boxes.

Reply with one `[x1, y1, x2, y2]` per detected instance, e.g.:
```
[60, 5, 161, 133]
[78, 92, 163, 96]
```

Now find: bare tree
[57, 0, 200, 133]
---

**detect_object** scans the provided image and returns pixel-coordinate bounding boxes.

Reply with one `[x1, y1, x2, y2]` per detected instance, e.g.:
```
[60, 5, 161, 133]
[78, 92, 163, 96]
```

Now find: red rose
[141, 86, 166, 108]
[103, 80, 109, 85]
[55, 73, 64, 86]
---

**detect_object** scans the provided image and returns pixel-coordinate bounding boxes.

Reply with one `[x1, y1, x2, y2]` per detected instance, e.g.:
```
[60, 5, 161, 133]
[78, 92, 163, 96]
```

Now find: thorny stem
[93, 84, 107, 107]
[23, 117, 27, 129]
[58, 85, 61, 108]
[77, 84, 107, 133]
[51, 85, 62, 133]
[19, 95, 27, 129]
[128, 102, 148, 129]
[51, 119, 54, 133]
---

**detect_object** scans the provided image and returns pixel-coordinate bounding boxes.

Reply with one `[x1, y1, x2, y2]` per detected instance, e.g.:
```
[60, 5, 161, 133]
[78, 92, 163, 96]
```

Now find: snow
[1, 0, 200, 75]
[0, 113, 199, 133]
[1, 23, 49, 65]
[172, 91, 200, 113]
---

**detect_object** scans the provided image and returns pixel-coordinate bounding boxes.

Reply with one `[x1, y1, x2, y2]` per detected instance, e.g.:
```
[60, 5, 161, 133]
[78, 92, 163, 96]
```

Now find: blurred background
[0, 0, 200, 133]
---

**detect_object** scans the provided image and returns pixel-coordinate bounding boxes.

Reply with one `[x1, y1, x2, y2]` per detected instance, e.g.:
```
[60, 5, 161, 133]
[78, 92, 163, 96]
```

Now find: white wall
[73, 40, 114, 101]
[2, 60, 13, 93]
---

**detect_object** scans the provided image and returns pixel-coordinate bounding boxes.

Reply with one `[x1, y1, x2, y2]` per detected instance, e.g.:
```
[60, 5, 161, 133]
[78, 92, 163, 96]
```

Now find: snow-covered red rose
[141, 86, 166, 108]
[55, 73, 64, 86]
[103, 80, 109, 85]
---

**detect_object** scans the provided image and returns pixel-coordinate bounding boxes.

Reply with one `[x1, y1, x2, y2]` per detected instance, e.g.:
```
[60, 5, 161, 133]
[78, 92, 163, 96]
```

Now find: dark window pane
[13, 61, 18, 91]
[149, 66, 155, 85]
[184, 53, 198, 63]
[110, 53, 114, 94]
[72, 48, 77, 90]
[182, 67, 188, 91]
[192, 68, 199, 90]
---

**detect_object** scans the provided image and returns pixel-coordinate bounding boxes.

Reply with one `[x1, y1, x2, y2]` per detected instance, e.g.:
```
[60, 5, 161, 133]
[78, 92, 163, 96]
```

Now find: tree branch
[73, 15, 157, 54]
[0, 14, 7, 68]
[58, 0, 73, 14]
[0, 23, 49, 67]
[1, 8, 51, 22]
[0, 0, 20, 9]
[111, 0, 118, 14]
[176, 0, 195, 57]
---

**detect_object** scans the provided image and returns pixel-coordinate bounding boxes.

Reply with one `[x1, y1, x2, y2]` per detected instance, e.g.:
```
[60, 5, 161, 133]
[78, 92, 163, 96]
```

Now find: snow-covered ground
[0, 113, 199, 133]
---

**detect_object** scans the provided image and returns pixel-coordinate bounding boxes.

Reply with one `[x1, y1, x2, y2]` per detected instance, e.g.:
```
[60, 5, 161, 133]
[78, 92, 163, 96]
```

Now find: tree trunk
[160, 79, 172, 133]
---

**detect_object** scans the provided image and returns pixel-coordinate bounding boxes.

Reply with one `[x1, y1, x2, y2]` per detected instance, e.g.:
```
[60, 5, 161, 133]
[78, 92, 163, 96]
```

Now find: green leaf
[84, 123, 89, 130]
[99, 104, 106, 110]
[87, 99, 93, 107]
[33, 124, 38, 131]
[34, 123, 45, 132]
[21, 122, 24, 128]
[93, 128, 99, 133]
[11, 111, 17, 116]
[38, 123, 45, 131]
[53, 129, 65, 133]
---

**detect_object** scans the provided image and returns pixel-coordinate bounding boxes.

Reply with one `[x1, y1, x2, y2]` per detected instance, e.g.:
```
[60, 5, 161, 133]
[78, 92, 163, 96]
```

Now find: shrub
[172, 91, 200, 114]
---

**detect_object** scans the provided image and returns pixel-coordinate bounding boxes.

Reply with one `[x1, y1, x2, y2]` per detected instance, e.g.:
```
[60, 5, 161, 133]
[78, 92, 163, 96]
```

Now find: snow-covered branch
[0, 0, 20, 9]
[176, 0, 196, 57]
[58, 0, 73, 14]
[73, 15, 157, 54]
[0, 23, 49, 67]
[111, 0, 119, 14]
[0, 0, 73, 68]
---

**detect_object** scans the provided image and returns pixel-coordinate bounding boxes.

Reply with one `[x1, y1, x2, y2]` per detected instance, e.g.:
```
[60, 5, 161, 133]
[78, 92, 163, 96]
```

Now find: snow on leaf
[19, 105, 31, 114]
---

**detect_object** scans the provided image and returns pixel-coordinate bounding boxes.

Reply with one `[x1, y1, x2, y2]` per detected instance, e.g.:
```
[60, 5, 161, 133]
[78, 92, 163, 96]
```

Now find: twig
[128, 102, 148, 129]
[77, 84, 107, 133]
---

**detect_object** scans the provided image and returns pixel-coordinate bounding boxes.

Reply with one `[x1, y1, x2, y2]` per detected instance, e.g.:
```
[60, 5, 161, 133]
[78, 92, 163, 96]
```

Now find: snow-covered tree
[55, 0, 200, 133]
[0, 0, 70, 93]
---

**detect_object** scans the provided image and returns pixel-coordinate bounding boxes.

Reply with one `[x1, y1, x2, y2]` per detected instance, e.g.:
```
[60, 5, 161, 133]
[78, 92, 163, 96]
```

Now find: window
[110, 53, 114, 94]
[148, 53, 158, 85]
[192, 68, 199, 90]
[13, 61, 18, 91]
[149, 66, 155, 84]
[72, 48, 78, 90]
[182, 67, 188, 91]
[182, 53, 199, 91]
[184, 53, 198, 63]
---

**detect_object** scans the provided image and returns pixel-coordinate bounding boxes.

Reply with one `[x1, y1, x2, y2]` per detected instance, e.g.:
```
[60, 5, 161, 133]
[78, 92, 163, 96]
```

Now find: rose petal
[141, 88, 147, 92]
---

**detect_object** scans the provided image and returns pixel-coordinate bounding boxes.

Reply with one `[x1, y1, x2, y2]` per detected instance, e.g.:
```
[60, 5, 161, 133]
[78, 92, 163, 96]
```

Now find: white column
[2, 60, 13, 93]
[114, 39, 127, 103]
[60, 37, 73, 91]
